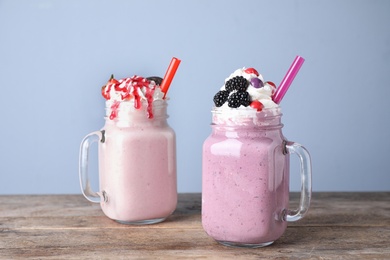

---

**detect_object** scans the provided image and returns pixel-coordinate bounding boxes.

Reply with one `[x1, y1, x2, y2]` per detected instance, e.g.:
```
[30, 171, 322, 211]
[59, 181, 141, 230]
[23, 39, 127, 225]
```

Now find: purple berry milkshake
[202, 67, 311, 247]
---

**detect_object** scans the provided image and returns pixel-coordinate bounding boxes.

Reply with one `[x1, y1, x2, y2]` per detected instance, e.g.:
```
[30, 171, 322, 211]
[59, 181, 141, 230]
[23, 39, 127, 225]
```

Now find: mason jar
[79, 100, 177, 224]
[202, 107, 311, 247]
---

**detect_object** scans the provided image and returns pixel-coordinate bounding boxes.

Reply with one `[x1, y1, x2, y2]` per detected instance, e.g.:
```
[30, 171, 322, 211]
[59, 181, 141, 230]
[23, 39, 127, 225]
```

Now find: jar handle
[79, 130, 107, 203]
[284, 141, 312, 222]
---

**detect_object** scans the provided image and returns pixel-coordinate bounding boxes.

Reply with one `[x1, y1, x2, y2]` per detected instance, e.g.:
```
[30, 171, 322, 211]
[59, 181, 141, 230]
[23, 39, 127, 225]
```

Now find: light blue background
[1, 0, 389, 194]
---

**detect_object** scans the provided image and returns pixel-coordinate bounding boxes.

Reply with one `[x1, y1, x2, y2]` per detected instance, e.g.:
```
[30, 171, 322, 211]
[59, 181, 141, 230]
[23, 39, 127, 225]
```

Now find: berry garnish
[225, 76, 249, 92]
[101, 74, 120, 100]
[244, 68, 259, 76]
[108, 74, 119, 84]
[227, 91, 251, 108]
[213, 90, 229, 107]
[265, 81, 277, 95]
[227, 92, 241, 108]
[237, 91, 251, 107]
[250, 77, 264, 89]
[265, 81, 276, 88]
[250, 101, 264, 111]
[101, 85, 110, 100]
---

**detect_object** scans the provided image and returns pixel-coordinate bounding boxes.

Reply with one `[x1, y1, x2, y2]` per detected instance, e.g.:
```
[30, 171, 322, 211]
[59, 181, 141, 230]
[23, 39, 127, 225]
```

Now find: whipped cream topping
[211, 67, 281, 124]
[216, 67, 278, 111]
[101, 75, 165, 120]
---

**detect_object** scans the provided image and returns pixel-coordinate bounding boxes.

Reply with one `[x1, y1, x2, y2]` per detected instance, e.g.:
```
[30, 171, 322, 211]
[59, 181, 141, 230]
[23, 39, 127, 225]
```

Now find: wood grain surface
[0, 192, 389, 259]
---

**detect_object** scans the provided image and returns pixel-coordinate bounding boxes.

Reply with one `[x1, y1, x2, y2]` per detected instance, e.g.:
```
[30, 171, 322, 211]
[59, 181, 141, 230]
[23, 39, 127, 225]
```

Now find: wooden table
[0, 193, 389, 259]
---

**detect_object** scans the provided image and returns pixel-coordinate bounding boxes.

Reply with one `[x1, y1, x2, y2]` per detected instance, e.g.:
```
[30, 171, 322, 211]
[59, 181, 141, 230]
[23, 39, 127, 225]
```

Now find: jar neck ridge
[211, 107, 283, 130]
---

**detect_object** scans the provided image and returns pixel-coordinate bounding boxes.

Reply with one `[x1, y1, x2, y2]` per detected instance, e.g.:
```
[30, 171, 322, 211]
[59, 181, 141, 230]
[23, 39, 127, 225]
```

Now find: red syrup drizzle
[145, 87, 155, 119]
[109, 101, 120, 120]
[102, 76, 156, 120]
[132, 81, 142, 110]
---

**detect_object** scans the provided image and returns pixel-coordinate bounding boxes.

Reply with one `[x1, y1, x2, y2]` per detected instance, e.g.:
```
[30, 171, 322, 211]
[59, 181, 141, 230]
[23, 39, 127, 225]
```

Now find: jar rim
[211, 106, 282, 127]
[211, 106, 282, 116]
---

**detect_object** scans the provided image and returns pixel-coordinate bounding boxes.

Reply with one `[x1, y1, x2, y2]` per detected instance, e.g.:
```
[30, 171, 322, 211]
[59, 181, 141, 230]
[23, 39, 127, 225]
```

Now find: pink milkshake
[80, 58, 181, 224]
[202, 67, 311, 247]
[98, 100, 177, 224]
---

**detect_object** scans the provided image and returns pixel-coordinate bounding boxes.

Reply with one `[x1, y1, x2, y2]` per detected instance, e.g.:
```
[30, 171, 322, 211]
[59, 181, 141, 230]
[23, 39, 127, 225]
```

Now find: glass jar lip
[211, 106, 282, 116]
[211, 106, 282, 127]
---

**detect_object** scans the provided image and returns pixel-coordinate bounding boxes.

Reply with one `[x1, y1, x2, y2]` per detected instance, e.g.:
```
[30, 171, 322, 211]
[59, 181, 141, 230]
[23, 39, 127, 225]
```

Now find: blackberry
[213, 90, 229, 107]
[227, 91, 251, 108]
[227, 92, 241, 108]
[237, 91, 251, 107]
[225, 76, 249, 92]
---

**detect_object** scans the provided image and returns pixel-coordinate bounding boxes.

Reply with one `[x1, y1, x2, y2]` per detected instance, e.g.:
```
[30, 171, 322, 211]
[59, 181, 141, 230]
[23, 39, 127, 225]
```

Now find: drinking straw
[160, 57, 181, 98]
[273, 55, 305, 104]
